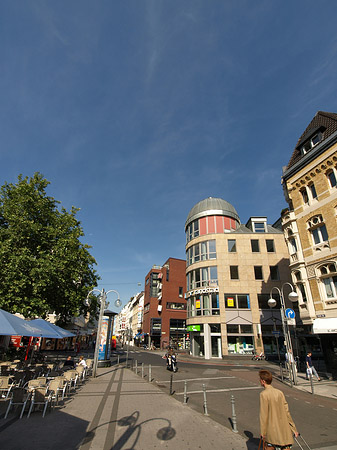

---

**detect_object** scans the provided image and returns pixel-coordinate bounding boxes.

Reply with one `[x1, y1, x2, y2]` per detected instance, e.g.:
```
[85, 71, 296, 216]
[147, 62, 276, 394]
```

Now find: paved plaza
[1, 351, 337, 450]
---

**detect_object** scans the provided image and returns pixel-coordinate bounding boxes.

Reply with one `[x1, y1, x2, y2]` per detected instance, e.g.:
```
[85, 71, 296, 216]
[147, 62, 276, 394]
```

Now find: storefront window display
[228, 336, 254, 355]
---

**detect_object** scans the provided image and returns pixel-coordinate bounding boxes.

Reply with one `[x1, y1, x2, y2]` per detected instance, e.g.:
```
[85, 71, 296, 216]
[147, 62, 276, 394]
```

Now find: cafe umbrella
[0, 308, 46, 337]
[29, 319, 75, 338]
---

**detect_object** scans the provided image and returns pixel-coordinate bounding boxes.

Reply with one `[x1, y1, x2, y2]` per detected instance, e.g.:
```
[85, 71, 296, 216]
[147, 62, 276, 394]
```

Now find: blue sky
[1, 1, 337, 306]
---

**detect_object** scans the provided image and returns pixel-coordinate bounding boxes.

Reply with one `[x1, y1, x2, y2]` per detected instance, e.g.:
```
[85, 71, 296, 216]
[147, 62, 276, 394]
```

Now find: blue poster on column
[98, 317, 109, 361]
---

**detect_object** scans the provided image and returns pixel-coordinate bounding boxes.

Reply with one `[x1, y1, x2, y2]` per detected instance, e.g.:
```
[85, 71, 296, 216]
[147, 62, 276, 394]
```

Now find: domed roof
[185, 197, 240, 229]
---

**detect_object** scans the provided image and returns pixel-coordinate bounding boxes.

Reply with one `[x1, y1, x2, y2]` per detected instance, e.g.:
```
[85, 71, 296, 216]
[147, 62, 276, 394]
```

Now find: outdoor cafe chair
[27, 387, 53, 418]
[75, 365, 85, 384]
[12, 371, 25, 387]
[4, 387, 30, 419]
[0, 376, 14, 400]
[55, 376, 68, 401]
[63, 370, 78, 393]
[25, 379, 46, 391]
[36, 377, 47, 386]
[48, 379, 64, 407]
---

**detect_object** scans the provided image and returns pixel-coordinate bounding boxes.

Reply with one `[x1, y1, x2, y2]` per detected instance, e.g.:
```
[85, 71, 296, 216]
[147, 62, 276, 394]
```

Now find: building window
[167, 302, 186, 310]
[319, 263, 337, 301]
[311, 224, 328, 245]
[301, 132, 322, 155]
[228, 239, 236, 253]
[186, 240, 216, 266]
[225, 294, 250, 309]
[258, 293, 280, 309]
[289, 237, 297, 253]
[151, 318, 161, 335]
[170, 319, 186, 332]
[309, 183, 317, 200]
[187, 293, 219, 317]
[307, 215, 329, 246]
[186, 219, 199, 243]
[227, 324, 253, 334]
[300, 187, 309, 205]
[327, 169, 337, 188]
[294, 271, 307, 303]
[323, 276, 337, 299]
[230, 266, 239, 280]
[253, 222, 266, 233]
[227, 324, 239, 333]
[186, 266, 218, 290]
[254, 266, 263, 280]
[241, 325, 253, 334]
[150, 272, 160, 297]
[251, 239, 260, 252]
[178, 287, 183, 297]
[270, 265, 280, 281]
[266, 239, 275, 252]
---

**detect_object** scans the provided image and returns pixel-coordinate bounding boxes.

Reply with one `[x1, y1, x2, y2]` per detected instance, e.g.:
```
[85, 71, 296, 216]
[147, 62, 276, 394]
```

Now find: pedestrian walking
[259, 369, 299, 449]
[305, 352, 321, 381]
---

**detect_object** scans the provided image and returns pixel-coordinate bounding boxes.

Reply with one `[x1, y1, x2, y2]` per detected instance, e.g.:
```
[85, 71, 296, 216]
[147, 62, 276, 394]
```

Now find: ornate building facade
[281, 111, 337, 376]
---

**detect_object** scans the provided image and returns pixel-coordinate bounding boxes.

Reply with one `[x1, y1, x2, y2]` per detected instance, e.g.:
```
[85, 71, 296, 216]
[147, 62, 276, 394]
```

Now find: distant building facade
[281, 111, 337, 376]
[185, 197, 294, 359]
[142, 258, 187, 350]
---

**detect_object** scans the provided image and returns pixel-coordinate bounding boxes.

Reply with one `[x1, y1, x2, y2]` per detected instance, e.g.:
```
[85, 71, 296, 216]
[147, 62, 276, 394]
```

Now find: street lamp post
[86, 288, 121, 378]
[268, 282, 298, 385]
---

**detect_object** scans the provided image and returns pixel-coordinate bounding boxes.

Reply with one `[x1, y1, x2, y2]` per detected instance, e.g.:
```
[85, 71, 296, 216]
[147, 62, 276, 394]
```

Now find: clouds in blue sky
[1, 1, 337, 302]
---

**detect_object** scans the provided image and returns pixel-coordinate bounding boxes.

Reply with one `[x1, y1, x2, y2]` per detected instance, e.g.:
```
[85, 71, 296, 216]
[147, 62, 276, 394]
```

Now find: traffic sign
[285, 308, 295, 319]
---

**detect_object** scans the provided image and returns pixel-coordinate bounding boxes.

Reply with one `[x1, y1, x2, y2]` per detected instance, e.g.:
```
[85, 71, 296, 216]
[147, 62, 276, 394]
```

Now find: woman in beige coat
[259, 370, 299, 449]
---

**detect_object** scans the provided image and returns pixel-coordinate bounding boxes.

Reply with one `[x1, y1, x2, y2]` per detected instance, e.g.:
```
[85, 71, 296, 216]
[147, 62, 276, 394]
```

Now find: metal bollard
[169, 374, 173, 395]
[183, 380, 188, 405]
[117, 355, 120, 366]
[280, 363, 283, 382]
[231, 394, 238, 433]
[141, 363, 144, 378]
[149, 364, 152, 382]
[309, 372, 314, 395]
[135, 359, 138, 375]
[202, 384, 209, 416]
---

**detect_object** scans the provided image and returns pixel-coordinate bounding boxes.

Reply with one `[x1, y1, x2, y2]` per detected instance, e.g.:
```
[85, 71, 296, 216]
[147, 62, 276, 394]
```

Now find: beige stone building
[281, 111, 337, 376]
[185, 197, 293, 359]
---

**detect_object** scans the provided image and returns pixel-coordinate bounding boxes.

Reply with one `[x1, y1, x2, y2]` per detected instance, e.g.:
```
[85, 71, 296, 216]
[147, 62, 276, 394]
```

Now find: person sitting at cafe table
[63, 356, 75, 368]
[77, 355, 87, 368]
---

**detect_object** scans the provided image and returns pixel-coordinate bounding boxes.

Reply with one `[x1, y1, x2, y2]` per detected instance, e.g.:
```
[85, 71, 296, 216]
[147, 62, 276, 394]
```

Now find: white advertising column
[204, 323, 211, 359]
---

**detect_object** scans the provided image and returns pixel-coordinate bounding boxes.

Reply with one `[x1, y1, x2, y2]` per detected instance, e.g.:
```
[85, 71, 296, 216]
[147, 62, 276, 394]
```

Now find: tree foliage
[0, 173, 99, 323]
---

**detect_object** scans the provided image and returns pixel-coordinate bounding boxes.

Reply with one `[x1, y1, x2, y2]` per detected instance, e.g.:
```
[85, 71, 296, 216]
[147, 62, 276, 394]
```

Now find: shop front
[188, 323, 222, 359]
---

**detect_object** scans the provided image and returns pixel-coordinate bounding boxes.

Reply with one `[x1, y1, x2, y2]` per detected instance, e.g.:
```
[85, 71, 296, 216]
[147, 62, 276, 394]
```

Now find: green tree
[0, 172, 99, 323]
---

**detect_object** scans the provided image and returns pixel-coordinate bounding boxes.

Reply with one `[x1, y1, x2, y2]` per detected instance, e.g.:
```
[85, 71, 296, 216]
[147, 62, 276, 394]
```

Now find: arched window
[326, 169, 337, 188]
[294, 271, 307, 303]
[307, 215, 329, 246]
[319, 263, 337, 300]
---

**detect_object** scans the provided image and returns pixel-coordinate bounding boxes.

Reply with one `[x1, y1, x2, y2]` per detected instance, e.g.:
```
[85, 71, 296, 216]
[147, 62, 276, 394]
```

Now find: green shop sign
[187, 325, 201, 332]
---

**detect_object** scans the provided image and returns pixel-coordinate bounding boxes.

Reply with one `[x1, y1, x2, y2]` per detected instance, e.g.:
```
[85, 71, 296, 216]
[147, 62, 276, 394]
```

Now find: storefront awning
[313, 318, 337, 334]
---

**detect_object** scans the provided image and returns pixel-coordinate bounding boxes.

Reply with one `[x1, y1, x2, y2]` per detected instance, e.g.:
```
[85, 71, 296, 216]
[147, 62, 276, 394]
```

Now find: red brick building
[142, 257, 187, 349]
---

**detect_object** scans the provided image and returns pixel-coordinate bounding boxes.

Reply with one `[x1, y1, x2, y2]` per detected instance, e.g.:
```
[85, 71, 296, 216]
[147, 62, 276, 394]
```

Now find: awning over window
[313, 318, 337, 334]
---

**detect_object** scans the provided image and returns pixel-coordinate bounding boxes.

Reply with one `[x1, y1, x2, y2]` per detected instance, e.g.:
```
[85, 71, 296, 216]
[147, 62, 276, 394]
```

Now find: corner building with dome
[185, 197, 294, 359]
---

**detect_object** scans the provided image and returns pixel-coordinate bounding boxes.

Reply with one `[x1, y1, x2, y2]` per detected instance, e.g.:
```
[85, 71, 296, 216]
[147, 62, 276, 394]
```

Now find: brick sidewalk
[0, 365, 248, 450]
